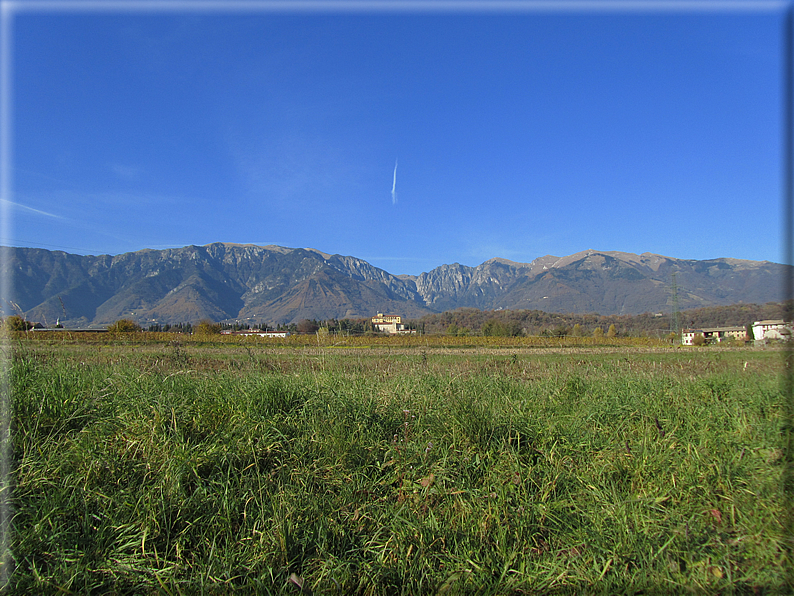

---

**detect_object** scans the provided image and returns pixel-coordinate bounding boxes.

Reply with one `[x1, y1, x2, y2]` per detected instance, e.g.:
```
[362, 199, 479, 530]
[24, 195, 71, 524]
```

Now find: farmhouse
[371, 313, 415, 335]
[752, 320, 791, 342]
[681, 326, 746, 345]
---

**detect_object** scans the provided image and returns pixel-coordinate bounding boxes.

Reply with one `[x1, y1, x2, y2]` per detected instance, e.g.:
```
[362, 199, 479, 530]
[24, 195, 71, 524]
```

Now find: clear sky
[2, 1, 786, 276]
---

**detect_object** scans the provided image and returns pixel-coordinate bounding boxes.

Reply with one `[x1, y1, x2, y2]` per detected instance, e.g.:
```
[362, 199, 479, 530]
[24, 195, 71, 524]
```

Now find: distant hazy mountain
[1, 244, 785, 327]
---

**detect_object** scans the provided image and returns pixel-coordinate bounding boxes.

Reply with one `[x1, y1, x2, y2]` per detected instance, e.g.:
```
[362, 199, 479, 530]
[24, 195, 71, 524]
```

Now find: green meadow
[4, 340, 790, 594]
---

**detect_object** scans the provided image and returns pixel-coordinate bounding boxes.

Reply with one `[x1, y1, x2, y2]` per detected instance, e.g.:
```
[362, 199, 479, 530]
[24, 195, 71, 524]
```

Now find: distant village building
[220, 330, 289, 338]
[371, 313, 415, 335]
[752, 320, 791, 343]
[681, 320, 794, 345]
[681, 326, 747, 345]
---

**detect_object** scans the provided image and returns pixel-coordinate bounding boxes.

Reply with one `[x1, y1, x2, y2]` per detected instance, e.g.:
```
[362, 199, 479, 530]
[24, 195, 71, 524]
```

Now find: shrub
[297, 319, 319, 334]
[3, 315, 32, 332]
[107, 319, 141, 333]
[195, 320, 221, 335]
[483, 319, 522, 337]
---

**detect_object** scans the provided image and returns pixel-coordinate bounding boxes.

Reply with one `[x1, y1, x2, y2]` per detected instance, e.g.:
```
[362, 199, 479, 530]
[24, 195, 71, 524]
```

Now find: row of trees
[444, 313, 620, 338]
[114, 320, 222, 334]
[3, 317, 213, 335]
[8, 300, 788, 338]
[96, 316, 629, 342]
[449, 318, 618, 338]
[105, 316, 617, 339]
[418, 302, 789, 338]
[63, 318, 388, 336]
[146, 322, 195, 333]
[114, 318, 385, 336]
[287, 318, 418, 335]
[272, 318, 420, 336]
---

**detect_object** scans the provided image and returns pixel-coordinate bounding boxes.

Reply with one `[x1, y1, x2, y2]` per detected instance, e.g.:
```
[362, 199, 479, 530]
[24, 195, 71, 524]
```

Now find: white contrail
[391, 159, 398, 204]
[0, 198, 63, 219]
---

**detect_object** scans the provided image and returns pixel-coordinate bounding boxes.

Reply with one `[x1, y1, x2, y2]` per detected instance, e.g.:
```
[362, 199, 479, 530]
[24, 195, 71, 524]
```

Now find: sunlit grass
[6, 342, 788, 594]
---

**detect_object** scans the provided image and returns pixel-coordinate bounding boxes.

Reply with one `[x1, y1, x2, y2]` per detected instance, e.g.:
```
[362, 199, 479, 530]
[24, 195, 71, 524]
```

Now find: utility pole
[670, 271, 680, 342]
[58, 296, 67, 327]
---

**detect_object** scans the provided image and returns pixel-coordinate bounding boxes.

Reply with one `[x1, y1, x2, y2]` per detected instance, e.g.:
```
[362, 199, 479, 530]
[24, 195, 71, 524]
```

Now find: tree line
[4, 301, 788, 338]
[413, 301, 789, 338]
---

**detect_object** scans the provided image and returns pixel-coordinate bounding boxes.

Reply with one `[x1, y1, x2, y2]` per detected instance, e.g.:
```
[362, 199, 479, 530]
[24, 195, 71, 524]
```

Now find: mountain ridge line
[1, 242, 785, 326]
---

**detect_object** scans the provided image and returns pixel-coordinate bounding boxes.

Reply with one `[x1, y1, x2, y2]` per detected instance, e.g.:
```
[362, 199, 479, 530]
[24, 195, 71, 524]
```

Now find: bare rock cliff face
[415, 263, 474, 306]
[324, 254, 423, 302]
[415, 258, 542, 310]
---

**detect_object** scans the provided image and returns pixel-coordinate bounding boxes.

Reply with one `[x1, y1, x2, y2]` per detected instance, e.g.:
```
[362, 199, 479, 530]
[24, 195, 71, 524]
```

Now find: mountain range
[1, 243, 785, 327]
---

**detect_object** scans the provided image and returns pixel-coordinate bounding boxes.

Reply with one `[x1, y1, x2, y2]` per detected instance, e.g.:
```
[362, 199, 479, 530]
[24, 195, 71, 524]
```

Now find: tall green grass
[6, 344, 788, 594]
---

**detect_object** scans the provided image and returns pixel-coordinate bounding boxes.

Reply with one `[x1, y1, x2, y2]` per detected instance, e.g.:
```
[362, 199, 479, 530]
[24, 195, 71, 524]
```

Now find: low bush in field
[6, 345, 788, 594]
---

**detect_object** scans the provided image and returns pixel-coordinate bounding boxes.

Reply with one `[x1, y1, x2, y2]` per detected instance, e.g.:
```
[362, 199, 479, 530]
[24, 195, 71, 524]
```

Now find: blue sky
[2, 1, 786, 276]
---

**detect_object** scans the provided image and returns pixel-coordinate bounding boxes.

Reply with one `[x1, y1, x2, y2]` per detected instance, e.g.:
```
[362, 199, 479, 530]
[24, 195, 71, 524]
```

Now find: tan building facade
[681, 326, 746, 345]
[371, 313, 415, 334]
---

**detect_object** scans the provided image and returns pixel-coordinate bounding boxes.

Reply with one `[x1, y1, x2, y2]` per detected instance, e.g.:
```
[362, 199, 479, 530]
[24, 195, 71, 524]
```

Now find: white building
[752, 320, 791, 343]
[221, 330, 289, 338]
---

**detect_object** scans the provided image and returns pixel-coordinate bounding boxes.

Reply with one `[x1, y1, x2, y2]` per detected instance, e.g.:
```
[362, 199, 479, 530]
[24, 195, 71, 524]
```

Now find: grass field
[3, 338, 791, 594]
